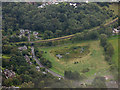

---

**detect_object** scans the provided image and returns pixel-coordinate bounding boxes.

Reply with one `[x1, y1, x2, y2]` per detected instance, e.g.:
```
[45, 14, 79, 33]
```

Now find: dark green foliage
[34, 46, 52, 68]
[92, 76, 107, 88]
[22, 50, 29, 56]
[104, 43, 114, 57]
[9, 35, 28, 42]
[64, 70, 83, 80]
[97, 2, 110, 7]
[10, 54, 27, 67]
[100, 34, 107, 47]
[100, 34, 114, 66]
[71, 30, 99, 42]
[2, 2, 113, 39]
[98, 25, 113, 37]
[40, 58, 52, 68]
[82, 68, 90, 73]
[2, 45, 12, 54]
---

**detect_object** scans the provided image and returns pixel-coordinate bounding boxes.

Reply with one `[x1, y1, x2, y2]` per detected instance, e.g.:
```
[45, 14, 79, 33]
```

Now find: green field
[109, 36, 118, 67]
[51, 45, 90, 62]
[39, 40, 111, 77]
[109, 3, 118, 15]
[2, 55, 11, 59]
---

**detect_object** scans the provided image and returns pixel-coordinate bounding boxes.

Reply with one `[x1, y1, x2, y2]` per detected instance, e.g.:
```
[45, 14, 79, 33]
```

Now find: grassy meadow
[109, 35, 118, 67]
[39, 40, 111, 77]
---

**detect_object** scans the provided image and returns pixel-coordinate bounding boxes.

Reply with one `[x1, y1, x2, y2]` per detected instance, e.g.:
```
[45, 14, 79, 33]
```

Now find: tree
[22, 50, 29, 56]
[64, 70, 82, 80]
[43, 30, 54, 39]
[13, 77, 21, 85]
[3, 78, 13, 87]
[87, 31, 99, 40]
[92, 76, 107, 88]
[104, 43, 114, 57]
[100, 34, 107, 47]
[2, 45, 11, 54]
[55, 30, 62, 37]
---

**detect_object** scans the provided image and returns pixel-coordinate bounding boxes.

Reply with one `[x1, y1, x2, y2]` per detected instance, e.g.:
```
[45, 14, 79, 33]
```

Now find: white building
[113, 26, 120, 34]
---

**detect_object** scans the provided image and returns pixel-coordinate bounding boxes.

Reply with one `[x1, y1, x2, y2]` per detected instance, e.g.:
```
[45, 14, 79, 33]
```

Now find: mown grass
[39, 40, 110, 77]
[2, 55, 11, 59]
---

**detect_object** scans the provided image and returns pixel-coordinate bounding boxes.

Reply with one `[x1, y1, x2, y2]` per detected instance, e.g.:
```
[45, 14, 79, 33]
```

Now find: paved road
[31, 46, 64, 78]
[28, 33, 30, 42]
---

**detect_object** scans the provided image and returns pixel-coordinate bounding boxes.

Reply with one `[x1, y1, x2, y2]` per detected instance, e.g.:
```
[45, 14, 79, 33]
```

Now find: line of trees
[99, 34, 118, 79]
[64, 70, 85, 80]
[100, 34, 114, 65]
[34, 46, 52, 68]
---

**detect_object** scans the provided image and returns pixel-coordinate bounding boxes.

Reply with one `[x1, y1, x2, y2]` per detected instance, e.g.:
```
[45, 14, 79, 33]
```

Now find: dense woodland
[2, 2, 115, 39]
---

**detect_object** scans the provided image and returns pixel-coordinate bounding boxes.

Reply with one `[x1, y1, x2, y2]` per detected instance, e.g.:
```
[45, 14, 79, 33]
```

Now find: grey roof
[56, 54, 62, 59]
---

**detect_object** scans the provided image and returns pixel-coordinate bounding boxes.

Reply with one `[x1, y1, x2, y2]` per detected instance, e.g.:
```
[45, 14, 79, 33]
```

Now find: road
[31, 46, 64, 78]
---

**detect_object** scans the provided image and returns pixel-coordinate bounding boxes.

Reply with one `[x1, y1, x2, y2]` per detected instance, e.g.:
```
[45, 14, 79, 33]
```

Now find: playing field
[39, 40, 110, 77]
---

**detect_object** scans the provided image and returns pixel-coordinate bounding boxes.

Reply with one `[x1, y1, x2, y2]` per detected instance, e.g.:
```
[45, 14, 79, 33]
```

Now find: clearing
[39, 40, 111, 77]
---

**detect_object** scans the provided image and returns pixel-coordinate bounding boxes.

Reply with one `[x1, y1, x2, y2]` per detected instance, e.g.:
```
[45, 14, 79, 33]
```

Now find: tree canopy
[2, 2, 114, 39]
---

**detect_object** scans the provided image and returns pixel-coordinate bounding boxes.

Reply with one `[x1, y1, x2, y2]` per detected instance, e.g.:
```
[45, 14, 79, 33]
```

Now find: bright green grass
[108, 35, 118, 67]
[2, 55, 11, 59]
[39, 40, 110, 77]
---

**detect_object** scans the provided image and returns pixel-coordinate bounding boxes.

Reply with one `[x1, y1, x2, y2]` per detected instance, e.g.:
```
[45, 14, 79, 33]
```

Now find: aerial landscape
[1, 2, 119, 88]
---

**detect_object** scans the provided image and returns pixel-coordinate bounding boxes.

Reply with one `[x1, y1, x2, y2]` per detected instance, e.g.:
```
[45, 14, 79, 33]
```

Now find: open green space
[2, 55, 11, 59]
[39, 40, 110, 77]
[109, 3, 118, 15]
[51, 45, 90, 62]
[109, 35, 118, 67]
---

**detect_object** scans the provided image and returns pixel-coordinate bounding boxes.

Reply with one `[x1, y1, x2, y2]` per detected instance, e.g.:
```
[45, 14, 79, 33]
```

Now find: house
[18, 45, 27, 51]
[4, 69, 16, 79]
[36, 66, 40, 71]
[20, 29, 25, 34]
[38, 5, 44, 8]
[117, 26, 120, 30]
[56, 54, 62, 59]
[24, 55, 32, 65]
[19, 29, 30, 38]
[86, 0, 89, 3]
[113, 27, 120, 34]
[38, 2, 59, 8]
[42, 72, 47, 74]
[19, 29, 25, 38]
[33, 31, 38, 36]
[69, 3, 77, 8]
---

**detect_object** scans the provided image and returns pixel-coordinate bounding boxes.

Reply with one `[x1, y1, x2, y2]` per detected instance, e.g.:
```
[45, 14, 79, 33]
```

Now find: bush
[64, 70, 84, 80]
[82, 68, 90, 73]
